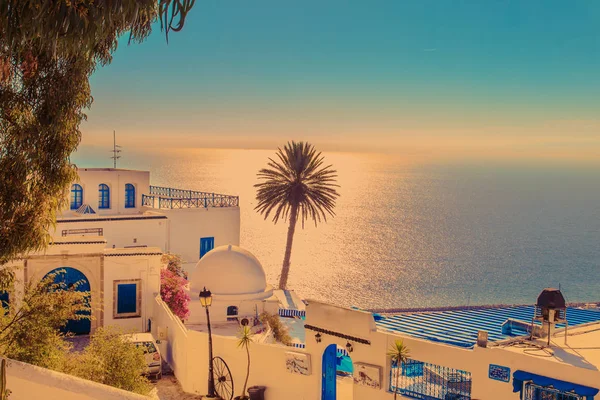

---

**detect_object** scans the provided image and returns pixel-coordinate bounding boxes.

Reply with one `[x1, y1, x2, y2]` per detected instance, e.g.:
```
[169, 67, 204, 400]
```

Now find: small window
[114, 279, 141, 318]
[98, 184, 110, 209]
[125, 184, 136, 208]
[70, 184, 83, 210]
[227, 306, 238, 316]
[200, 237, 215, 259]
[227, 305, 238, 321]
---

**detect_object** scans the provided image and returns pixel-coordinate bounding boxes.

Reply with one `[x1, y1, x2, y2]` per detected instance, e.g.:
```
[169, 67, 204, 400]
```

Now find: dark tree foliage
[0, 1, 195, 265]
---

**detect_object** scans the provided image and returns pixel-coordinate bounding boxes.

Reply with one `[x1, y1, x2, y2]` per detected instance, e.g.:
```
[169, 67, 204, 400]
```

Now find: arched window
[125, 184, 135, 208]
[98, 184, 110, 209]
[70, 184, 83, 210]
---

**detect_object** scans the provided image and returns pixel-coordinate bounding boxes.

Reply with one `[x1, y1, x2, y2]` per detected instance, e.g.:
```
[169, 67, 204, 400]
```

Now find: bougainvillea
[160, 269, 190, 321]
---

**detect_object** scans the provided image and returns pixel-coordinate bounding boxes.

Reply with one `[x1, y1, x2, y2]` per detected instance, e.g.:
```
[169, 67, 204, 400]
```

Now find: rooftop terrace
[375, 305, 600, 348]
[142, 185, 239, 209]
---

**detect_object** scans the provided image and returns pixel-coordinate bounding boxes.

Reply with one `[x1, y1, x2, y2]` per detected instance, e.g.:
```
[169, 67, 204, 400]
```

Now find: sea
[73, 147, 600, 310]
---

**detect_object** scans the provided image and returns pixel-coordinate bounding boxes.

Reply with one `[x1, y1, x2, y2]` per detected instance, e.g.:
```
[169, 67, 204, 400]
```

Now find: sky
[82, 0, 600, 161]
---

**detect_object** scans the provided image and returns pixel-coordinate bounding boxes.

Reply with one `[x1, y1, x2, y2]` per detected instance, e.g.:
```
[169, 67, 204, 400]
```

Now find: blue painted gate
[322, 344, 337, 400]
[44, 267, 91, 335]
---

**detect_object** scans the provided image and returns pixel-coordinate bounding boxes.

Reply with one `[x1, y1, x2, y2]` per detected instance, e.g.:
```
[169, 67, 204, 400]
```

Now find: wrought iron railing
[390, 358, 472, 400]
[142, 186, 239, 209]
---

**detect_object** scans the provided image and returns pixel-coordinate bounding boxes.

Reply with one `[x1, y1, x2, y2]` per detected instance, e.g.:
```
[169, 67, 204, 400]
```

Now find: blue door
[200, 237, 215, 259]
[44, 267, 91, 335]
[322, 344, 337, 400]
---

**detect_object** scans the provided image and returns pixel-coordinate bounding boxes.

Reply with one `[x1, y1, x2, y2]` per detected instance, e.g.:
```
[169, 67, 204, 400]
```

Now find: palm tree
[387, 340, 410, 400]
[237, 325, 254, 400]
[255, 141, 340, 290]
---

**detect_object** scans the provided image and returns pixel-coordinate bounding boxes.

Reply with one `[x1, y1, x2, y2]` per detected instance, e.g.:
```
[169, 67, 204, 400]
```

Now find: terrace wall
[3, 357, 149, 400]
[153, 297, 600, 400]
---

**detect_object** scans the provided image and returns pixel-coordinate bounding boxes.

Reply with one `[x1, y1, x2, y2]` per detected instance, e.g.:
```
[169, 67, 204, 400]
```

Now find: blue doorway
[44, 267, 91, 335]
[322, 344, 337, 400]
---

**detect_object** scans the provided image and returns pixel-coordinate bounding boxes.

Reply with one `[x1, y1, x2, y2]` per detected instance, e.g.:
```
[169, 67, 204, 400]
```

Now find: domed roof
[191, 245, 268, 295]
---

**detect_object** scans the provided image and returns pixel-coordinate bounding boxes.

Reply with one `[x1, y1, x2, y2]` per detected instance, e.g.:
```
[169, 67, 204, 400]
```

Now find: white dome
[191, 245, 268, 295]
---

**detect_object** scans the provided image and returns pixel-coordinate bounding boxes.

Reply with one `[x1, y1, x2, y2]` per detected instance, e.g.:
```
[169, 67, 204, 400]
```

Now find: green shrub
[67, 327, 152, 395]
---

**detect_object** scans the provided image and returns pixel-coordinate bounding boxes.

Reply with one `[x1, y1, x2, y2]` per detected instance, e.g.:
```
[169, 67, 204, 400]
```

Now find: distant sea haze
[74, 148, 600, 309]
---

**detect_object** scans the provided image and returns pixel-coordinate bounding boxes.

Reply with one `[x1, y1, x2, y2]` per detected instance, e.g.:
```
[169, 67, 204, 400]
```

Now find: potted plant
[234, 325, 254, 400]
[387, 339, 410, 400]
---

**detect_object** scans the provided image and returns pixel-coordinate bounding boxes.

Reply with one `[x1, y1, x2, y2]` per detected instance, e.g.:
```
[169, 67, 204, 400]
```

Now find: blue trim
[70, 184, 83, 210]
[98, 184, 110, 209]
[322, 344, 337, 400]
[200, 237, 214, 259]
[125, 184, 136, 208]
[512, 370, 599, 397]
[44, 267, 91, 334]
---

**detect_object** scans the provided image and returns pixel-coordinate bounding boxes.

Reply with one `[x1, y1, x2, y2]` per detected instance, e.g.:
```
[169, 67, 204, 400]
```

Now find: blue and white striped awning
[279, 309, 306, 318]
[375, 305, 600, 348]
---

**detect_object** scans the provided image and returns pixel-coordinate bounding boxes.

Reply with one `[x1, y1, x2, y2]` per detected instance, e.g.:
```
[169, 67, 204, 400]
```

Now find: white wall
[54, 216, 168, 251]
[155, 207, 240, 265]
[63, 168, 150, 216]
[103, 248, 162, 332]
[154, 298, 600, 400]
[3, 357, 150, 400]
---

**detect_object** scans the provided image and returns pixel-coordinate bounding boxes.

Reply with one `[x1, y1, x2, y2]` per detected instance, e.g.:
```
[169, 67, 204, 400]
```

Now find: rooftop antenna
[110, 130, 122, 168]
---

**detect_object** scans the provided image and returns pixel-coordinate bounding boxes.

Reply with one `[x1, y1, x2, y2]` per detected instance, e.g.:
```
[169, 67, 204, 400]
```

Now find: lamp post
[199, 287, 216, 398]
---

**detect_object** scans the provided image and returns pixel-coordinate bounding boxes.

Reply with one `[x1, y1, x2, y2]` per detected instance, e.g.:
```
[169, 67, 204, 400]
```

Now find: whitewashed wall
[103, 249, 162, 332]
[53, 216, 168, 251]
[61, 168, 150, 216]
[155, 207, 240, 266]
[154, 298, 600, 400]
[3, 357, 150, 400]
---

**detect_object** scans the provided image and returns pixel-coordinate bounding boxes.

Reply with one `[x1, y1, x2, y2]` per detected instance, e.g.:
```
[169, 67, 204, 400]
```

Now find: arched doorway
[322, 344, 354, 400]
[43, 267, 91, 335]
[322, 344, 337, 400]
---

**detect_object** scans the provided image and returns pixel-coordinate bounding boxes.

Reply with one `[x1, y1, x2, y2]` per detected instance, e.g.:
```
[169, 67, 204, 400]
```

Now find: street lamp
[199, 287, 217, 398]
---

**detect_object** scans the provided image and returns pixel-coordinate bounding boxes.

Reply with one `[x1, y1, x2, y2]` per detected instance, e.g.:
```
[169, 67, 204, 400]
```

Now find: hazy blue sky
[83, 0, 600, 160]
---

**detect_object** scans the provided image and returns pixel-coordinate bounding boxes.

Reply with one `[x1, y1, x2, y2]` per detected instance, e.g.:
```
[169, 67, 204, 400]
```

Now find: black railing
[62, 228, 103, 237]
[142, 186, 239, 209]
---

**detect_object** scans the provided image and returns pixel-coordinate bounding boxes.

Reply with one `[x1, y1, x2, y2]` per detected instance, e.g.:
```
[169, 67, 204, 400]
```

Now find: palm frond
[255, 141, 340, 227]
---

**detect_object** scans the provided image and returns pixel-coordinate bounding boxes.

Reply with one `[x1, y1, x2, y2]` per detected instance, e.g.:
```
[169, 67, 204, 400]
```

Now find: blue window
[114, 280, 140, 318]
[98, 184, 110, 209]
[200, 237, 215, 259]
[70, 184, 83, 210]
[125, 184, 136, 208]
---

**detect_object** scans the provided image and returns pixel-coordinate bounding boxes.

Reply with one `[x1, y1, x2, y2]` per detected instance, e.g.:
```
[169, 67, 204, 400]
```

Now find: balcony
[142, 186, 239, 209]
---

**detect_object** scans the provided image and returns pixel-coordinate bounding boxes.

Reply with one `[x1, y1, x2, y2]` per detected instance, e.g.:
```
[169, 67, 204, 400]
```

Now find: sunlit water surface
[73, 148, 600, 309]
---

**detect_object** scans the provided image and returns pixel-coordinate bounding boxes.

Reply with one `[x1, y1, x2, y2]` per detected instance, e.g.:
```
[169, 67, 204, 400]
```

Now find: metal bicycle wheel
[212, 356, 234, 400]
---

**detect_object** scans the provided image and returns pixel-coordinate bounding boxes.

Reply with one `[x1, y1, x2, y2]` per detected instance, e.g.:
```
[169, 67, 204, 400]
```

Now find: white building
[4, 167, 242, 335]
[56, 168, 240, 269]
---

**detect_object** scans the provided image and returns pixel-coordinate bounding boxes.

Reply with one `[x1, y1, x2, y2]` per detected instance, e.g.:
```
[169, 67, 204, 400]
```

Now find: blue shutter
[200, 237, 215, 259]
[117, 283, 137, 314]
[71, 184, 83, 210]
[125, 184, 136, 208]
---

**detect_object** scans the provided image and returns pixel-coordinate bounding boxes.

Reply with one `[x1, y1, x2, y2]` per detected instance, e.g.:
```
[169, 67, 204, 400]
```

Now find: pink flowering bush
[160, 269, 190, 321]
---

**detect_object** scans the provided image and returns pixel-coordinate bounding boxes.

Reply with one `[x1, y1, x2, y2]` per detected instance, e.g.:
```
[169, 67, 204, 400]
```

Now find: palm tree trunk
[278, 203, 298, 290]
[242, 345, 250, 398]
